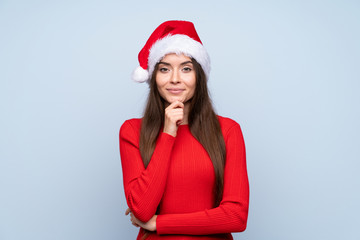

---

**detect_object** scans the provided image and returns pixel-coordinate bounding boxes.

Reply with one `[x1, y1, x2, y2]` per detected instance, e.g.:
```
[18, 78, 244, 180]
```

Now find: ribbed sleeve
[156, 122, 249, 235]
[119, 119, 176, 222]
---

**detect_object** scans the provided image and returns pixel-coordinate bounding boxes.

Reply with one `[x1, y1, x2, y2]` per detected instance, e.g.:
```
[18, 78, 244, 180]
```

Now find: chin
[168, 97, 185, 103]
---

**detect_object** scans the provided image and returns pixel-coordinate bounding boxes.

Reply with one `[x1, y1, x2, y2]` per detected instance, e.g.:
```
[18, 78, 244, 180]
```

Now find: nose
[170, 69, 180, 83]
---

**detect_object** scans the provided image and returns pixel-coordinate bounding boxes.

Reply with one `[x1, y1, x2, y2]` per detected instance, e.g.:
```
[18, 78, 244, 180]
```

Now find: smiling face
[155, 53, 196, 105]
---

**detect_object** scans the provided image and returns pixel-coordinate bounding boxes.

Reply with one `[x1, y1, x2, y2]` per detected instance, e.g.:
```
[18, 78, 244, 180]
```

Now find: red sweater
[119, 116, 249, 239]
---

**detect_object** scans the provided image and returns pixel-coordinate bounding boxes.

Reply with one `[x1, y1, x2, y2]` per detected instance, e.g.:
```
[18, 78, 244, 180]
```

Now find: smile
[167, 88, 185, 94]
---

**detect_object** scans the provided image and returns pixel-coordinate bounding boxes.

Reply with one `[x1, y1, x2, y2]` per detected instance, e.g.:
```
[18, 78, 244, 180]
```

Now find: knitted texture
[119, 116, 249, 239]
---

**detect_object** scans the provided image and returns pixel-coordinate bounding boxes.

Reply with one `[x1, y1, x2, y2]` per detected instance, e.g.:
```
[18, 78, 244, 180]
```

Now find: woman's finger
[163, 100, 185, 137]
[129, 213, 143, 228]
[167, 100, 184, 110]
[125, 208, 131, 215]
[132, 222, 140, 227]
[165, 108, 184, 120]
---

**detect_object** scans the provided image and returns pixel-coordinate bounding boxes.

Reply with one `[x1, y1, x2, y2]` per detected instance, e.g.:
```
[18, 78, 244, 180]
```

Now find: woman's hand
[163, 101, 184, 137]
[125, 208, 157, 231]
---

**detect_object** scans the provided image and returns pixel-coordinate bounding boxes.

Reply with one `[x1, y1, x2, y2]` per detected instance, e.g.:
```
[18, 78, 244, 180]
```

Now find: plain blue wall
[1, 0, 359, 239]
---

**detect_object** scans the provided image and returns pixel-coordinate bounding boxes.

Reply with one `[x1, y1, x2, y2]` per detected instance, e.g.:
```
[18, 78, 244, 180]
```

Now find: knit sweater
[119, 116, 249, 239]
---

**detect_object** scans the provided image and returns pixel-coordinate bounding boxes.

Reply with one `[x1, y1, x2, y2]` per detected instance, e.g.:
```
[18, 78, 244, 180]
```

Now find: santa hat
[132, 20, 211, 83]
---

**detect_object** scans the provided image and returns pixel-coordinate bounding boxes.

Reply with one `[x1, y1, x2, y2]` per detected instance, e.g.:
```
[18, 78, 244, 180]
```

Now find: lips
[167, 88, 185, 94]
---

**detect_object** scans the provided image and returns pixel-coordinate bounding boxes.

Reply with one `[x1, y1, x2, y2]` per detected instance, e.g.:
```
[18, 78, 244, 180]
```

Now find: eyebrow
[158, 61, 193, 66]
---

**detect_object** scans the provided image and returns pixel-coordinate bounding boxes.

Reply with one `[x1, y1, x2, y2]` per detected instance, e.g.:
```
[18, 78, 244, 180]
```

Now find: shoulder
[217, 115, 243, 138]
[119, 118, 142, 137]
[217, 115, 241, 131]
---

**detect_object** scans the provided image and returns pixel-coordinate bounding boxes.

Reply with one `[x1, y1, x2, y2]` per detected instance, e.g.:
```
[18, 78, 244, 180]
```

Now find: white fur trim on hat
[148, 34, 211, 81]
[132, 66, 149, 83]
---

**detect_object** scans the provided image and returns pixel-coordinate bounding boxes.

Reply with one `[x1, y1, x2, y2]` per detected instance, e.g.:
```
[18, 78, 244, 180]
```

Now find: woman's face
[156, 53, 196, 104]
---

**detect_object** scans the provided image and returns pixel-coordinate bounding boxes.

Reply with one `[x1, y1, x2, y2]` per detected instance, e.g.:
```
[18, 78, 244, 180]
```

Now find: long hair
[139, 57, 226, 207]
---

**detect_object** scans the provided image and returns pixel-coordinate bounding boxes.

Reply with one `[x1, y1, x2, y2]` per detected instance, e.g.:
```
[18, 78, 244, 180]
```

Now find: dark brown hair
[139, 57, 226, 206]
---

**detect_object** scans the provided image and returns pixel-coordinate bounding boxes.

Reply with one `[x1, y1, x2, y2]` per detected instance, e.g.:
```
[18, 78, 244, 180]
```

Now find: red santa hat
[132, 20, 211, 83]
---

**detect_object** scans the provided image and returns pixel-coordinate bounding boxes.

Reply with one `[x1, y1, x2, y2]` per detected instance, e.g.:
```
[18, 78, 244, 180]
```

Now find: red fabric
[138, 20, 202, 70]
[119, 116, 249, 239]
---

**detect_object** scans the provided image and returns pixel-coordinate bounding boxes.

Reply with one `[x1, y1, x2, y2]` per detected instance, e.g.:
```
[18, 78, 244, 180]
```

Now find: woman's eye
[182, 67, 192, 72]
[159, 68, 169, 73]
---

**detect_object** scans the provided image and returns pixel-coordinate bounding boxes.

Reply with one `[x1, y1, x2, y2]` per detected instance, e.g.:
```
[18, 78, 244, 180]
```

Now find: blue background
[1, 0, 359, 239]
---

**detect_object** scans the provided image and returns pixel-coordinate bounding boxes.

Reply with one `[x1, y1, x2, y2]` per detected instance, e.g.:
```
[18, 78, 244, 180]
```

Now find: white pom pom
[131, 66, 149, 83]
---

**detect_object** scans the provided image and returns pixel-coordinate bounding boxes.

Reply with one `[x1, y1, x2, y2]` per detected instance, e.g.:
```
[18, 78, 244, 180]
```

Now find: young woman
[119, 20, 249, 240]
